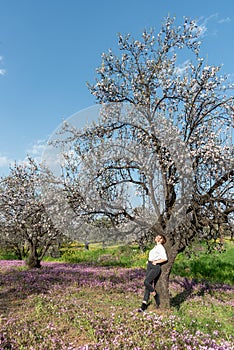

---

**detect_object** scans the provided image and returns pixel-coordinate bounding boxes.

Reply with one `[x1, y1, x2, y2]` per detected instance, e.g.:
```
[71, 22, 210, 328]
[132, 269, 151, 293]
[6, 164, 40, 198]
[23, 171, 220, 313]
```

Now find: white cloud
[218, 17, 231, 24]
[196, 14, 232, 38]
[26, 139, 47, 161]
[196, 14, 219, 37]
[226, 72, 234, 82]
[0, 155, 12, 167]
[0, 155, 14, 177]
[174, 60, 190, 76]
[0, 140, 47, 176]
[0, 56, 6, 75]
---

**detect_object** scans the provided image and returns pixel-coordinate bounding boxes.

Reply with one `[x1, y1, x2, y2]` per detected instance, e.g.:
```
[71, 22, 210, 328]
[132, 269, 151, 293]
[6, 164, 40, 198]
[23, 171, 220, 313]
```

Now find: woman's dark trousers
[143, 262, 161, 303]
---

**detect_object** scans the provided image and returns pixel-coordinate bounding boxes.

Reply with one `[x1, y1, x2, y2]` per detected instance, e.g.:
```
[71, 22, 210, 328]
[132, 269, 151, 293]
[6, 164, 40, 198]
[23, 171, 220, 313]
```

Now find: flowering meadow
[0, 260, 233, 350]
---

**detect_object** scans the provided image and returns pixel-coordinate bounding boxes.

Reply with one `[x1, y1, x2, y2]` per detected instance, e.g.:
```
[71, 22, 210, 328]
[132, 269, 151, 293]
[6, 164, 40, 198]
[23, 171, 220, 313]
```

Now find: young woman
[138, 234, 167, 312]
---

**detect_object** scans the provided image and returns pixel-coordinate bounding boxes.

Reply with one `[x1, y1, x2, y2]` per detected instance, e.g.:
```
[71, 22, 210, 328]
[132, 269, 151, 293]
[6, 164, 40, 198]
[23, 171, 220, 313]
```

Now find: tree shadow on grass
[0, 288, 21, 314]
[170, 278, 196, 309]
[170, 277, 233, 310]
[0, 262, 145, 316]
[0, 262, 90, 316]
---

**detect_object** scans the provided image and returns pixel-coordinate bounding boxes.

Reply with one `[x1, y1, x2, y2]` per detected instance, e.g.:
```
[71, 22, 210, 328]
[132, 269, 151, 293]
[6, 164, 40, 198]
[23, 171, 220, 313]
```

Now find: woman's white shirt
[148, 244, 167, 262]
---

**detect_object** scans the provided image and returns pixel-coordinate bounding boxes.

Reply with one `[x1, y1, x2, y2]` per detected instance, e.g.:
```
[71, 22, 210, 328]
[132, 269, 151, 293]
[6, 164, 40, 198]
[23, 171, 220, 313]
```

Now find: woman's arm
[152, 258, 167, 265]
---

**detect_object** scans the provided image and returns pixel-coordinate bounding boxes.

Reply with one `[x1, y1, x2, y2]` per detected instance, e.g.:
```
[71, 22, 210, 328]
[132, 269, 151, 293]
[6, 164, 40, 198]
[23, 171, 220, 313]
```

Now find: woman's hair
[158, 234, 167, 245]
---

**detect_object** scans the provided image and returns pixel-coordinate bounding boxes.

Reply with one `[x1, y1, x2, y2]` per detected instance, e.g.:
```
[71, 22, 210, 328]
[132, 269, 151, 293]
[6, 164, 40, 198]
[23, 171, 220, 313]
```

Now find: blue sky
[0, 0, 233, 176]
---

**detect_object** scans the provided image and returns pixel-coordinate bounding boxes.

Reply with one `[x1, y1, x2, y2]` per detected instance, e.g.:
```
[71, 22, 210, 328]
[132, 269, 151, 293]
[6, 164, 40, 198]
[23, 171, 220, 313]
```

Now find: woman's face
[155, 235, 163, 243]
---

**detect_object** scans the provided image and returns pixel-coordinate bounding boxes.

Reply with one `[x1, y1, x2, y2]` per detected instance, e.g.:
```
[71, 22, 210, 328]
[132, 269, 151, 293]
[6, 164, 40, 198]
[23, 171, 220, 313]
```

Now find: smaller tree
[0, 158, 66, 268]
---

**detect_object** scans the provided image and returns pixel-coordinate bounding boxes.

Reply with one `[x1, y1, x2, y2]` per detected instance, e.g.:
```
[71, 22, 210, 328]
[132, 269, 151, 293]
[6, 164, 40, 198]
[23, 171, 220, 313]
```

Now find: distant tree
[0, 158, 66, 268]
[52, 16, 233, 308]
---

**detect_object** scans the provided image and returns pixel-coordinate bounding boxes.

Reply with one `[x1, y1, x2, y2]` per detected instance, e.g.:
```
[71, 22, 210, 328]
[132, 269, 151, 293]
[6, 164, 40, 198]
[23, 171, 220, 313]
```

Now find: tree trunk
[155, 243, 179, 309]
[26, 242, 41, 268]
[156, 265, 171, 309]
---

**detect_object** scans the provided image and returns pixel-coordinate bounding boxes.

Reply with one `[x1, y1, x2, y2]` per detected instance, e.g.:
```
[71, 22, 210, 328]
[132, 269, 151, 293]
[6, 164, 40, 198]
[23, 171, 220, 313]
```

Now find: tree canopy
[54, 16, 233, 244]
[0, 159, 66, 267]
[44, 16, 234, 307]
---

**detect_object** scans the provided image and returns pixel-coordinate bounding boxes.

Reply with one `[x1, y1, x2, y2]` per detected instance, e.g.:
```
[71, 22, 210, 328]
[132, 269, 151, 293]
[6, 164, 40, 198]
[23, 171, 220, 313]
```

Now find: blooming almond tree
[0, 158, 66, 268]
[50, 17, 233, 308]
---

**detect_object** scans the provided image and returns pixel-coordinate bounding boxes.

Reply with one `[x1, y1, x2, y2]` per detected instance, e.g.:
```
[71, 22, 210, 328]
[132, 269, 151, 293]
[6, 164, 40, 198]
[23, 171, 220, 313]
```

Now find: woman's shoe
[138, 302, 148, 312]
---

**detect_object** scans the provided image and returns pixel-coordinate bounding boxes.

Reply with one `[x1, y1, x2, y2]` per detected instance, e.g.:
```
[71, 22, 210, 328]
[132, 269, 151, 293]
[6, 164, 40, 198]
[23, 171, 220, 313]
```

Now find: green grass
[0, 249, 19, 260]
[176, 297, 234, 337]
[0, 262, 233, 349]
[3, 240, 233, 284]
[54, 243, 148, 268]
[1, 239, 233, 349]
[56, 240, 234, 284]
[171, 240, 234, 285]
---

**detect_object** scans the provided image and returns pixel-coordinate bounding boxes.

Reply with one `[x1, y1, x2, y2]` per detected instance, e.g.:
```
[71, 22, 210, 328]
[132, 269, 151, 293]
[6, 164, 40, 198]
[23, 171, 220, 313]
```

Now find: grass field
[0, 241, 233, 349]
